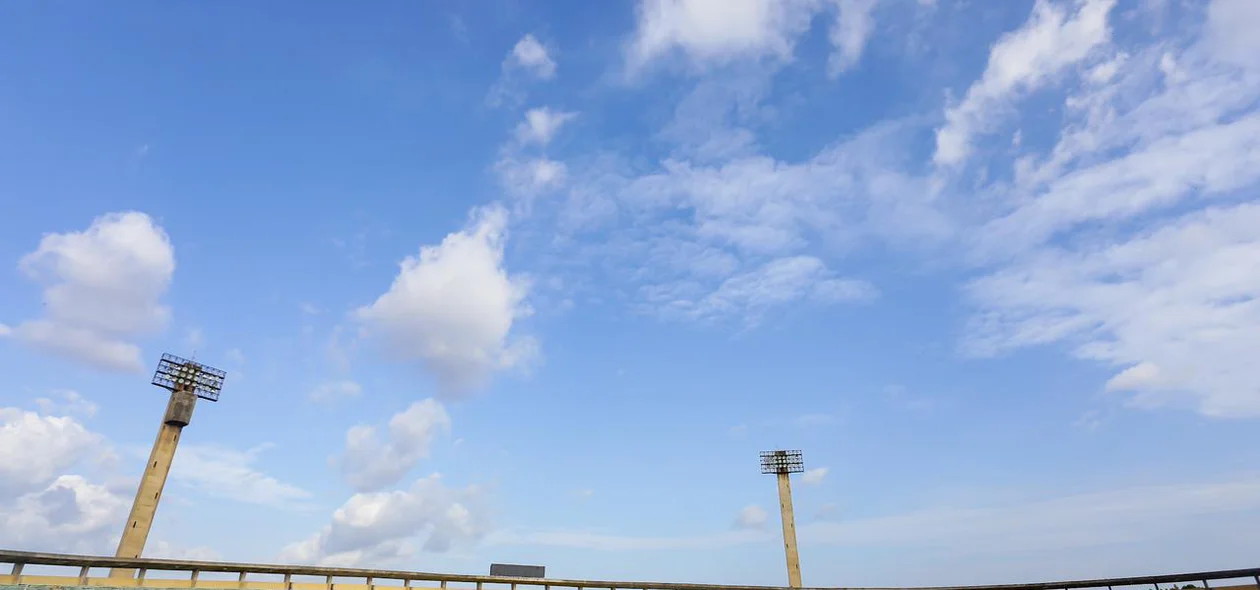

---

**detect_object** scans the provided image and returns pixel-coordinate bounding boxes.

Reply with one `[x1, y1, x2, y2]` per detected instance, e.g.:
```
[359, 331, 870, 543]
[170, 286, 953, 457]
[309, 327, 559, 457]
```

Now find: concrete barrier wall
[2, 580, 441, 590]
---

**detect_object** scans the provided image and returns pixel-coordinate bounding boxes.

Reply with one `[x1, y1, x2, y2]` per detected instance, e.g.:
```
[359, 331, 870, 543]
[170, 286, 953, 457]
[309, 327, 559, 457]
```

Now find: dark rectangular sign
[490, 564, 545, 578]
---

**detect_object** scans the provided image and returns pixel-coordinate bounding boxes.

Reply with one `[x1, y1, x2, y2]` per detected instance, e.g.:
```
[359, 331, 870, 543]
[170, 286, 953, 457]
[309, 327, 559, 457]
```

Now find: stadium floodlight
[761, 450, 805, 588]
[152, 352, 225, 401]
[111, 353, 227, 578]
[760, 449, 805, 475]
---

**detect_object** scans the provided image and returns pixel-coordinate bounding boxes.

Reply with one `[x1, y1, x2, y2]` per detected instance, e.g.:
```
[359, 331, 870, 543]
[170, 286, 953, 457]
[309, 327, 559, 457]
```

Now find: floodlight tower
[110, 353, 225, 578]
[760, 450, 805, 588]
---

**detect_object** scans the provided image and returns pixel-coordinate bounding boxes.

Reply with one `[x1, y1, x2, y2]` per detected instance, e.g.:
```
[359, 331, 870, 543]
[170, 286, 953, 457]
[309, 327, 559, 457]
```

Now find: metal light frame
[760, 449, 805, 475]
[151, 353, 226, 402]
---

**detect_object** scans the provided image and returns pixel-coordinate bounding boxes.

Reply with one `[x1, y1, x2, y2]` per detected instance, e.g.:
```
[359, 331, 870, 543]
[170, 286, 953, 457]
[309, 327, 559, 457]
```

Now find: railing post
[191, 569, 201, 588]
[139, 568, 149, 583]
[477, 583, 483, 590]
[327, 574, 334, 590]
[79, 566, 91, 585]
[239, 571, 248, 589]
[285, 573, 294, 590]
[439, 582, 446, 590]
[367, 576, 375, 590]
[10, 563, 23, 584]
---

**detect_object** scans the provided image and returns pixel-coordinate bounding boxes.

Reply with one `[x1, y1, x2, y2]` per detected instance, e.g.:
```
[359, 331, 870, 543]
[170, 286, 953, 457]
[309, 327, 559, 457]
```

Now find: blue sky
[2, 0, 1260, 586]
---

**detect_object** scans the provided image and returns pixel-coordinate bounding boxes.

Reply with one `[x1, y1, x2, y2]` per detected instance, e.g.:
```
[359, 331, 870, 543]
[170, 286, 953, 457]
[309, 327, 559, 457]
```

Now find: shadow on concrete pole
[110, 354, 226, 579]
[760, 450, 805, 588]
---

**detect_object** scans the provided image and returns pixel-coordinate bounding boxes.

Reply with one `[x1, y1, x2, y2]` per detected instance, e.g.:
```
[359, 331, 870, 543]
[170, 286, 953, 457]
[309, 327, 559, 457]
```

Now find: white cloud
[508, 34, 556, 80]
[0, 474, 130, 555]
[801, 467, 829, 485]
[515, 107, 578, 147]
[0, 400, 301, 557]
[0, 323, 10, 336]
[827, 0, 879, 76]
[734, 504, 769, 529]
[170, 444, 314, 509]
[0, 407, 105, 495]
[967, 203, 1260, 417]
[981, 111, 1260, 256]
[492, 475, 1260, 562]
[309, 380, 363, 404]
[335, 399, 452, 492]
[33, 390, 98, 418]
[800, 476, 1260, 554]
[487, 34, 558, 108]
[964, 10, 1260, 418]
[934, 0, 1117, 166]
[1206, 0, 1260, 71]
[6, 212, 175, 372]
[534, 117, 942, 327]
[280, 474, 490, 566]
[355, 206, 538, 397]
[626, 0, 821, 73]
[496, 156, 568, 199]
[644, 256, 876, 326]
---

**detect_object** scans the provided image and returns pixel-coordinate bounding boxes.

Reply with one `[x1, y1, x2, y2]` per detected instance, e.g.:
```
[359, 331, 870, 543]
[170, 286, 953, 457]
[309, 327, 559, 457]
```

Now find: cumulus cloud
[280, 474, 490, 566]
[515, 107, 578, 147]
[0, 475, 130, 555]
[335, 399, 452, 492]
[0, 407, 106, 496]
[734, 504, 769, 529]
[0, 397, 307, 558]
[0, 401, 129, 554]
[355, 207, 537, 397]
[6, 212, 175, 372]
[625, 0, 892, 76]
[487, 34, 557, 107]
[801, 467, 829, 485]
[934, 0, 1117, 167]
[626, 0, 821, 73]
[508, 34, 556, 80]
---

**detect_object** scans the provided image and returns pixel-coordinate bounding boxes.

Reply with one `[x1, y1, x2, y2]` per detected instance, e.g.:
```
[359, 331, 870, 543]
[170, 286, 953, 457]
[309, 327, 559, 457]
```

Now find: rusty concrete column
[777, 471, 802, 588]
[110, 387, 197, 578]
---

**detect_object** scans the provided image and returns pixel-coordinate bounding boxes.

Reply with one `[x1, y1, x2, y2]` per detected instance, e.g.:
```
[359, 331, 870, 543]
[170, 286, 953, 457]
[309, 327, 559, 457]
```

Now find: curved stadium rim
[1, 550, 1258, 590]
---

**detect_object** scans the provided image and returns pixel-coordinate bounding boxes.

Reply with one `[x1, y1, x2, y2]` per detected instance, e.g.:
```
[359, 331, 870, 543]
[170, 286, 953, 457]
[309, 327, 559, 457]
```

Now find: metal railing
[1, 550, 1258, 590]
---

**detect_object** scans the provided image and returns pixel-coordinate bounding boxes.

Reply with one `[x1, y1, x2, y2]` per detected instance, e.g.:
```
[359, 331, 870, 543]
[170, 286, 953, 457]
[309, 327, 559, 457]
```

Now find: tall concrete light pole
[760, 450, 805, 588]
[110, 353, 225, 578]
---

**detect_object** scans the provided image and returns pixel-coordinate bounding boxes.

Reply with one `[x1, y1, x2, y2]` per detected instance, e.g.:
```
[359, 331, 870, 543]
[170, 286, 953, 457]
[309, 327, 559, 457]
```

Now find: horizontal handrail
[1, 549, 1258, 590]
